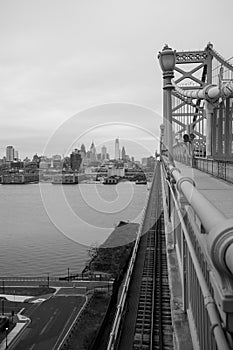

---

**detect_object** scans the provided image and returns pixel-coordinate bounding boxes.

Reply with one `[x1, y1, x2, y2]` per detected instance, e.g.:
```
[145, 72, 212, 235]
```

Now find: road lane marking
[40, 315, 54, 335]
[28, 344, 36, 350]
[51, 308, 77, 350]
[52, 296, 87, 350]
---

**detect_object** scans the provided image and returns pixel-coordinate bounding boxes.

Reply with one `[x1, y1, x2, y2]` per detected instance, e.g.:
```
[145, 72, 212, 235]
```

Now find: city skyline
[2, 136, 154, 161]
[0, 111, 158, 161]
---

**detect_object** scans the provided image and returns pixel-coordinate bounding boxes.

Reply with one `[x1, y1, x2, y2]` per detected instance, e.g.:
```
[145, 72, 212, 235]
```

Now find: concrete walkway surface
[175, 161, 233, 219]
[0, 313, 29, 350]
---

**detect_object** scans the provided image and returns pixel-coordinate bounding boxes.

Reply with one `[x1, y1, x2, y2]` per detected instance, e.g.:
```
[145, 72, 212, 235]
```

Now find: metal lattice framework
[172, 43, 233, 159]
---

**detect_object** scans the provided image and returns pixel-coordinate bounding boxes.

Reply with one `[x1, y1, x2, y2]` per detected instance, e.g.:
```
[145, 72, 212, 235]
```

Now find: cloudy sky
[1, 0, 233, 160]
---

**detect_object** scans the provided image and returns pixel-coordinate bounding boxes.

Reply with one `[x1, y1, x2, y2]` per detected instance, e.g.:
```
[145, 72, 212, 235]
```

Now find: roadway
[11, 295, 86, 350]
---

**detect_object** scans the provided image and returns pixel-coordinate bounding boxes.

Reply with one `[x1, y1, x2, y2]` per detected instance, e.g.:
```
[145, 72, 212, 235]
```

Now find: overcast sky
[1, 0, 233, 160]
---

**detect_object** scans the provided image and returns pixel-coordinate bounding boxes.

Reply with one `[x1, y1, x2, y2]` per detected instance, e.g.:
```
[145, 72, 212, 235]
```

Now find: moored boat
[103, 176, 118, 185]
[135, 179, 147, 185]
[52, 173, 78, 184]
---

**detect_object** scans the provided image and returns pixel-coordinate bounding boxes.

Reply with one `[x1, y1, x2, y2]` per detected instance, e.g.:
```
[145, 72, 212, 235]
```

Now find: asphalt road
[12, 295, 85, 350]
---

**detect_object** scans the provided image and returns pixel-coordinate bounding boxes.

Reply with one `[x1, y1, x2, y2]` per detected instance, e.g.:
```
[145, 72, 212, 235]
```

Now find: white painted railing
[168, 164, 233, 275]
[161, 158, 233, 349]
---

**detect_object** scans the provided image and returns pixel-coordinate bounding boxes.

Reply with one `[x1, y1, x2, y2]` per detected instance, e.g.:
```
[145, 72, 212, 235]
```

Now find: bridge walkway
[174, 161, 233, 218]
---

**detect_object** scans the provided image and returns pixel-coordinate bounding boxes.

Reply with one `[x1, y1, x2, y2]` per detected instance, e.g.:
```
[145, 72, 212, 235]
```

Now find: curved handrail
[161, 163, 231, 350]
[166, 162, 233, 276]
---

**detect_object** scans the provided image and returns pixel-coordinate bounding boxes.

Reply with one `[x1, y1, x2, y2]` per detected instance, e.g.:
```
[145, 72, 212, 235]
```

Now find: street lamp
[158, 45, 176, 163]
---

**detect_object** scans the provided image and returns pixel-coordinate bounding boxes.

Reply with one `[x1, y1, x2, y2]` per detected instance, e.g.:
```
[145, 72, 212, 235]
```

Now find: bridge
[105, 44, 233, 350]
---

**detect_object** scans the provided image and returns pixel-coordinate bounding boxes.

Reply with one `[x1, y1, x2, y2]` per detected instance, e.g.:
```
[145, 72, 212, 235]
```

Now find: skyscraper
[115, 138, 120, 160]
[101, 145, 107, 160]
[122, 146, 126, 161]
[6, 146, 14, 161]
[80, 144, 86, 159]
[90, 141, 97, 161]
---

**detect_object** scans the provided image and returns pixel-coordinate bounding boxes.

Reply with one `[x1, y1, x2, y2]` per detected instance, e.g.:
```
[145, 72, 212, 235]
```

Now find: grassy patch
[88, 243, 133, 278]
[64, 291, 110, 350]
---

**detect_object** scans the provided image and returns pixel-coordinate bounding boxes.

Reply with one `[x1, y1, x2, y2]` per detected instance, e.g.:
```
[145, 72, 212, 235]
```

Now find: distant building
[70, 149, 82, 171]
[80, 144, 86, 159]
[147, 156, 155, 171]
[62, 156, 70, 170]
[115, 138, 120, 160]
[39, 160, 49, 169]
[101, 145, 107, 160]
[108, 167, 125, 177]
[23, 157, 31, 163]
[122, 146, 126, 161]
[32, 154, 41, 164]
[141, 157, 148, 167]
[14, 150, 19, 161]
[97, 153, 102, 161]
[6, 146, 14, 161]
[51, 154, 62, 169]
[86, 150, 91, 159]
[90, 141, 97, 162]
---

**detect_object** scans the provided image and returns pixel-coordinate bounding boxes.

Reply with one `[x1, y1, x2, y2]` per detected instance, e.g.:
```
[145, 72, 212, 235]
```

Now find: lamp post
[158, 45, 176, 163]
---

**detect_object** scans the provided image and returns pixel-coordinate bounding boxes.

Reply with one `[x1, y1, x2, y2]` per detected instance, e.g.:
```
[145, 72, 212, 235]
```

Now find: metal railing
[161, 158, 233, 349]
[193, 157, 233, 183]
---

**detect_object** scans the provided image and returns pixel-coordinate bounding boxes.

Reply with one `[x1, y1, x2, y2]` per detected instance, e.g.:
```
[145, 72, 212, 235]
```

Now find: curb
[0, 315, 30, 350]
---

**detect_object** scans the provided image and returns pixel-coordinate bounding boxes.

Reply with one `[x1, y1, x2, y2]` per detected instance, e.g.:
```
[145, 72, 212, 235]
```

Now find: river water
[0, 182, 147, 277]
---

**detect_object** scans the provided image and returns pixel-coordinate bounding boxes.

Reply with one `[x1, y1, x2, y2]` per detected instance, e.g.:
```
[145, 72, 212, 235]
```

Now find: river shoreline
[82, 220, 139, 277]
